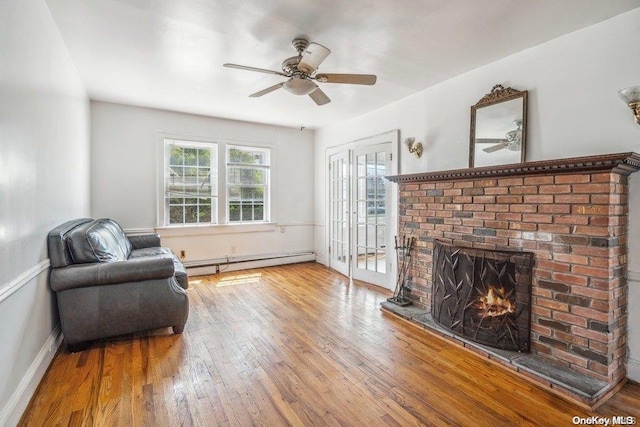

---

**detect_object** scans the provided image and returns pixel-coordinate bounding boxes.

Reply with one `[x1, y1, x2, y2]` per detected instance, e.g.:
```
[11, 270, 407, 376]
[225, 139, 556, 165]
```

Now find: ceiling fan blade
[249, 83, 284, 98]
[309, 87, 331, 106]
[223, 63, 288, 77]
[483, 142, 509, 153]
[315, 73, 377, 85]
[298, 43, 331, 74]
[476, 138, 507, 144]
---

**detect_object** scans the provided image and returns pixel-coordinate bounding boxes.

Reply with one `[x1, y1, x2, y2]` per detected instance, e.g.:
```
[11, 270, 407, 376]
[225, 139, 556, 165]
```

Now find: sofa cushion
[129, 247, 173, 258]
[98, 218, 133, 258]
[68, 219, 130, 263]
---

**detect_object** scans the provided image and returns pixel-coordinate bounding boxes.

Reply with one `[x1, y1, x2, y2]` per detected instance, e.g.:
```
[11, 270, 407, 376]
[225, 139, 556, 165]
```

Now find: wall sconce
[404, 137, 423, 158]
[618, 86, 640, 124]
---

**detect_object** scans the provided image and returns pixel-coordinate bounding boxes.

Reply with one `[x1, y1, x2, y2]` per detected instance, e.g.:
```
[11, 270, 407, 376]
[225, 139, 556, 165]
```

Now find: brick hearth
[386, 153, 640, 403]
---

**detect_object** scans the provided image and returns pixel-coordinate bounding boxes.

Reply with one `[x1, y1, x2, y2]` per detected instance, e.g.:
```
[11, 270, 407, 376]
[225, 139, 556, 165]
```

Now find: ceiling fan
[223, 38, 377, 106]
[481, 119, 523, 153]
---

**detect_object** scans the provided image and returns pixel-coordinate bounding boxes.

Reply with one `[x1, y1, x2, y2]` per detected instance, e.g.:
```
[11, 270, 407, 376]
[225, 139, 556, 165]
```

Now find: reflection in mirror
[470, 85, 527, 167]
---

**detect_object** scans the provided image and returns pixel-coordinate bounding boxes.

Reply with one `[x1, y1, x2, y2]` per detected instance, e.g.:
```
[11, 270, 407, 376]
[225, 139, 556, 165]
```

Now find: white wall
[0, 0, 90, 424]
[90, 102, 315, 266]
[314, 9, 640, 379]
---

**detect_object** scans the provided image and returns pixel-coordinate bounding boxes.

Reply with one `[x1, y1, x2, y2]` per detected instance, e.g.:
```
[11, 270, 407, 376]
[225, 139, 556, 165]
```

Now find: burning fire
[477, 286, 515, 317]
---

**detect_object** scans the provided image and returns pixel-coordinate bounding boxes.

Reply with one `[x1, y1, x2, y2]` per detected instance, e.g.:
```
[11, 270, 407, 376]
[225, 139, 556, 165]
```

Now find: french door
[352, 145, 391, 285]
[327, 132, 396, 289]
[328, 151, 350, 277]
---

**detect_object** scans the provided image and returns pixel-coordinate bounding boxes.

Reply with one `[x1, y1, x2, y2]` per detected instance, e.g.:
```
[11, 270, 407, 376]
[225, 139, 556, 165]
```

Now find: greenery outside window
[227, 145, 270, 223]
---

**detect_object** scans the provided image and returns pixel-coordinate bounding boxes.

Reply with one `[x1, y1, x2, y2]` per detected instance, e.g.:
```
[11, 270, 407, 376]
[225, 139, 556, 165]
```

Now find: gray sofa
[48, 218, 189, 349]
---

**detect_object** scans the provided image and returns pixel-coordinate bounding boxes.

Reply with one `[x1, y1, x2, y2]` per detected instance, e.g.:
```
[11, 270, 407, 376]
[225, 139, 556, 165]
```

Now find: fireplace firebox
[431, 240, 533, 352]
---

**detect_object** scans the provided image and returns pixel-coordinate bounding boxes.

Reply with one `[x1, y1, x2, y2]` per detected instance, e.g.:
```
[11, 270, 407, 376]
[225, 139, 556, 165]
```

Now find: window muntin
[164, 140, 217, 225]
[227, 145, 270, 223]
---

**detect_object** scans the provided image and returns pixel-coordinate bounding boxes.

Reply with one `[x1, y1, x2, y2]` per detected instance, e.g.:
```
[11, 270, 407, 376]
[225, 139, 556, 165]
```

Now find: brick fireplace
[385, 152, 640, 406]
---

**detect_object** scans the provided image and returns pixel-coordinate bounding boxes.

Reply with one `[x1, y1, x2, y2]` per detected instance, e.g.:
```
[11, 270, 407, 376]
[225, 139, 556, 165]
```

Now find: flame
[477, 286, 515, 317]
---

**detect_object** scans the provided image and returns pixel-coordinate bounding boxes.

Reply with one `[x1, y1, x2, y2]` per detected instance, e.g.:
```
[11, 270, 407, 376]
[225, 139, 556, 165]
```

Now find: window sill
[156, 222, 277, 237]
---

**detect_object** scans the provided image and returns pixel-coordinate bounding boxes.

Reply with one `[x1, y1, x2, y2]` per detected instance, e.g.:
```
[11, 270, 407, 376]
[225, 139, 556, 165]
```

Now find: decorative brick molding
[387, 153, 640, 391]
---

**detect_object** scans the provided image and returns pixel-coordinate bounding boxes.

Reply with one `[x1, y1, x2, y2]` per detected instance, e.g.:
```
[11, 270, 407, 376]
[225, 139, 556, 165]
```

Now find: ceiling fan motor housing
[282, 56, 301, 75]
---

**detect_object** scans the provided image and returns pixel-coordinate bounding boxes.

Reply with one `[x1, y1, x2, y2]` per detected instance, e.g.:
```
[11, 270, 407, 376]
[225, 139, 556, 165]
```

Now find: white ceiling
[45, 0, 640, 129]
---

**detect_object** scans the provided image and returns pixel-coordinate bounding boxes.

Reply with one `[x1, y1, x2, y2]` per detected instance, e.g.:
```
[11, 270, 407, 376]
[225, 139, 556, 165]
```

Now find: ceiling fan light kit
[224, 38, 377, 106]
[283, 77, 317, 96]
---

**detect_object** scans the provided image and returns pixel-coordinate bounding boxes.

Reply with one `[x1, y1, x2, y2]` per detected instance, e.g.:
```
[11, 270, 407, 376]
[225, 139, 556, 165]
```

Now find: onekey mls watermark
[572, 416, 637, 426]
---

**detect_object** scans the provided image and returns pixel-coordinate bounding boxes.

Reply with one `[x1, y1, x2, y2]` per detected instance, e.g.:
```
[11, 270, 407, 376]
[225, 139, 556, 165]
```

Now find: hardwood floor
[20, 262, 640, 426]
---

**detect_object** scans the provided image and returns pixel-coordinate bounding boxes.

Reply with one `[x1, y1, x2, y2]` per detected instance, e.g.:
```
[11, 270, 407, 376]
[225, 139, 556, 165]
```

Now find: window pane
[228, 146, 267, 165]
[184, 148, 197, 166]
[169, 206, 184, 224]
[199, 204, 211, 223]
[197, 149, 210, 166]
[241, 187, 254, 199]
[242, 204, 253, 221]
[254, 187, 264, 201]
[228, 168, 239, 185]
[254, 204, 264, 221]
[229, 202, 240, 221]
[228, 167, 266, 185]
[228, 186, 241, 200]
[170, 147, 183, 165]
[366, 153, 376, 176]
[170, 166, 184, 181]
[185, 206, 198, 223]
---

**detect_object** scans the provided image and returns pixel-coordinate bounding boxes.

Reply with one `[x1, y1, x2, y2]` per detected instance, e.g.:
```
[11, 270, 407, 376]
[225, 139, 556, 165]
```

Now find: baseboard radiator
[183, 251, 315, 276]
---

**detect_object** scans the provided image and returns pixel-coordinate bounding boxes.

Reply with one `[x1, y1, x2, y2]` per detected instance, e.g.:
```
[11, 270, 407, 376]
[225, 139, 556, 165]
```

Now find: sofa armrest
[50, 257, 175, 292]
[128, 233, 161, 249]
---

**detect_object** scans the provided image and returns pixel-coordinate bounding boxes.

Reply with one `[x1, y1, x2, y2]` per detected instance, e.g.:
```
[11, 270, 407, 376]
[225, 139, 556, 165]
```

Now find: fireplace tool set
[388, 235, 415, 306]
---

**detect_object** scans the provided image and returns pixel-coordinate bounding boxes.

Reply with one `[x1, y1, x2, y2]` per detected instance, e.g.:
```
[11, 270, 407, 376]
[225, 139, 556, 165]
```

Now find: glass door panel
[328, 151, 350, 277]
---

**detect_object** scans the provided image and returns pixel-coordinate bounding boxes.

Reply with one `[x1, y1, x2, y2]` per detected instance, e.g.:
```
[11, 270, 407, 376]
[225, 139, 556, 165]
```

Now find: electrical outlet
[179, 250, 186, 260]
[230, 246, 236, 254]
[280, 226, 285, 233]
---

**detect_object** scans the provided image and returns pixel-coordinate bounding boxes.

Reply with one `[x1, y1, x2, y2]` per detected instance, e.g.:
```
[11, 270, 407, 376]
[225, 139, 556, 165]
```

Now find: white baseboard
[628, 357, 640, 383]
[314, 253, 329, 267]
[188, 253, 315, 276]
[0, 325, 62, 427]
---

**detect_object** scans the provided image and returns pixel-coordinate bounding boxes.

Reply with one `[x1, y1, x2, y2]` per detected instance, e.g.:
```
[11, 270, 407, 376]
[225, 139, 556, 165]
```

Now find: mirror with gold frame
[469, 85, 527, 168]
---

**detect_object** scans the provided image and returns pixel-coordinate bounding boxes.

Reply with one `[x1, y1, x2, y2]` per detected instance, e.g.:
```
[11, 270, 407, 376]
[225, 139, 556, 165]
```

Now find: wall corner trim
[0, 325, 63, 427]
[0, 259, 51, 305]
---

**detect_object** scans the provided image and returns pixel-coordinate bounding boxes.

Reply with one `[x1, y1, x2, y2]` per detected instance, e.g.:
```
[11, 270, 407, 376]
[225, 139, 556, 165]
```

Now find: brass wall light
[619, 86, 640, 124]
[404, 137, 423, 158]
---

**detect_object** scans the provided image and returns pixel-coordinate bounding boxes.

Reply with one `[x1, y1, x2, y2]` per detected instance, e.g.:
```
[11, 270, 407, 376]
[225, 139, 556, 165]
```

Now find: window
[227, 145, 270, 223]
[164, 140, 217, 225]
[162, 138, 271, 226]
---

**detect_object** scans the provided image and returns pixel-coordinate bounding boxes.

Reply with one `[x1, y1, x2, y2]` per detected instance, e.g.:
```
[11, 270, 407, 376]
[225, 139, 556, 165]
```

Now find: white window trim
[156, 132, 276, 232]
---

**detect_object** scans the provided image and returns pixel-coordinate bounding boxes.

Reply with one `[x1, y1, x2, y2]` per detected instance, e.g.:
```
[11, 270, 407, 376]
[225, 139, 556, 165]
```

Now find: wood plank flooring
[20, 262, 640, 426]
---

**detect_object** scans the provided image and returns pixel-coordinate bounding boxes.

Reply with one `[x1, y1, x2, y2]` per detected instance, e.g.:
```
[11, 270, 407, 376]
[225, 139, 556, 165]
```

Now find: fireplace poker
[388, 235, 414, 306]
